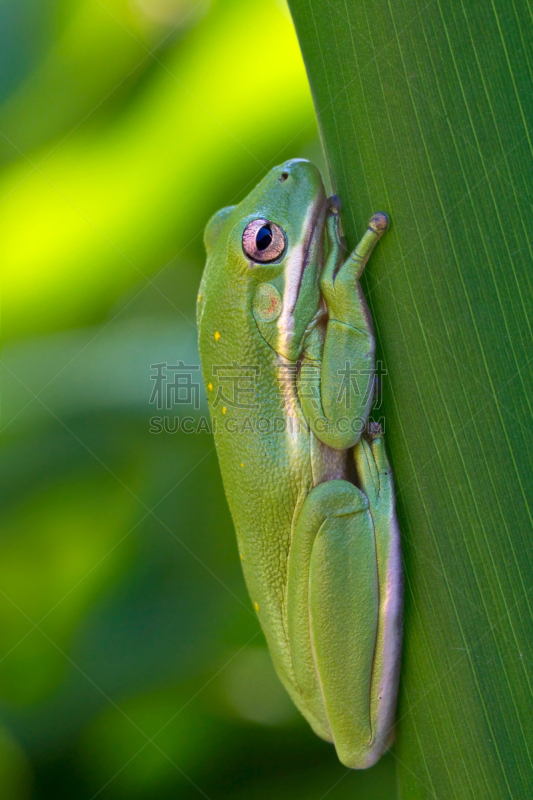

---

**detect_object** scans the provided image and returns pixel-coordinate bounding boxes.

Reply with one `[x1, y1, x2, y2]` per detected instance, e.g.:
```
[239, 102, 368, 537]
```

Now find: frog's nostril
[279, 172, 289, 182]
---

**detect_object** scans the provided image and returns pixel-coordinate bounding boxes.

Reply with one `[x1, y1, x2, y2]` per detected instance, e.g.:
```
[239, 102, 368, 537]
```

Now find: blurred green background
[0, 1, 398, 797]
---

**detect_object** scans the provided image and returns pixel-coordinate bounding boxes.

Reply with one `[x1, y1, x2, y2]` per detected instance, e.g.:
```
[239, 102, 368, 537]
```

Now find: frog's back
[197, 161, 330, 690]
[198, 249, 316, 688]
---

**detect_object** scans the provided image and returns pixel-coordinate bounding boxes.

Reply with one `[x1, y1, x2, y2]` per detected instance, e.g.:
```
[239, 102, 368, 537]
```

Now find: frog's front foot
[368, 212, 389, 235]
[321, 210, 389, 320]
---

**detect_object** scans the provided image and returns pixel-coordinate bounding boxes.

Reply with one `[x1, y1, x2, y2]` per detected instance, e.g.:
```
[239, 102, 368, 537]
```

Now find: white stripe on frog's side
[276, 356, 299, 418]
[276, 355, 302, 455]
[276, 242, 304, 360]
[275, 194, 326, 361]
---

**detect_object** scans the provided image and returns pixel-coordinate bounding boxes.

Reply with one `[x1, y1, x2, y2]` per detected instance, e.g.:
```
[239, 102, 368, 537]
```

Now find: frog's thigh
[287, 479, 379, 766]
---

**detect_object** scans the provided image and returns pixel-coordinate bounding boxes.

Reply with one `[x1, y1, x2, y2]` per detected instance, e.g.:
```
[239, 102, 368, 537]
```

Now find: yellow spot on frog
[254, 602, 259, 612]
[208, 382, 213, 391]
[239, 553, 243, 560]
[214, 331, 221, 342]
[222, 406, 226, 414]
[240, 463, 244, 467]
[197, 293, 202, 302]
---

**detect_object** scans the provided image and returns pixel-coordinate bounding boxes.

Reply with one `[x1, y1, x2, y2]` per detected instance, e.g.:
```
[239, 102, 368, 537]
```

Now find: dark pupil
[256, 225, 272, 251]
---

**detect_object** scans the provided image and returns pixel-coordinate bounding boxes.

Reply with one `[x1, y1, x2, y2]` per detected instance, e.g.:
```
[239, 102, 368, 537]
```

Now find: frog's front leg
[285, 428, 401, 769]
[298, 206, 389, 449]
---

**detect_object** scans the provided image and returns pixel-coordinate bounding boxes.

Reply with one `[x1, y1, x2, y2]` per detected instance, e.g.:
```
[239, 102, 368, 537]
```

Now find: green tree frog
[197, 159, 402, 769]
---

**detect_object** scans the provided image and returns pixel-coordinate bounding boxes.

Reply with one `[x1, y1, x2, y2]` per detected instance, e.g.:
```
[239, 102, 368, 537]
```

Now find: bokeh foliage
[287, 1, 533, 798]
[0, 1, 400, 798]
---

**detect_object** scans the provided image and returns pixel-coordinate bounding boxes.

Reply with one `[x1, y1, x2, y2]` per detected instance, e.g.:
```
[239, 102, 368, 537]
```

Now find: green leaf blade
[287, 1, 533, 797]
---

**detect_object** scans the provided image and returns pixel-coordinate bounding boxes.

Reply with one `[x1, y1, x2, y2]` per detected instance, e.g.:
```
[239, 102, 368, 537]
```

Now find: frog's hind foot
[327, 194, 342, 216]
[365, 420, 383, 439]
[353, 424, 390, 506]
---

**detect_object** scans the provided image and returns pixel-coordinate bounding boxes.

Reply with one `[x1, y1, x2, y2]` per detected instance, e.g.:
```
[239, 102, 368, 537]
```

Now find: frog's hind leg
[286, 478, 381, 768]
[354, 426, 403, 757]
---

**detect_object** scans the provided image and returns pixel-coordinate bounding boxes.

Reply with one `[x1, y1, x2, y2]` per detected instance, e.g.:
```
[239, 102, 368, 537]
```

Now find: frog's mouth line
[276, 195, 327, 356]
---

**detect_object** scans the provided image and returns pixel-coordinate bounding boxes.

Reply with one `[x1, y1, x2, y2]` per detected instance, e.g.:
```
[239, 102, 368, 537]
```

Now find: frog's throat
[276, 197, 326, 359]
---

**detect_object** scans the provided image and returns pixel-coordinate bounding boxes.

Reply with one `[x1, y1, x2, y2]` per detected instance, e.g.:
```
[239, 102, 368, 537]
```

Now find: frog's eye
[242, 219, 286, 263]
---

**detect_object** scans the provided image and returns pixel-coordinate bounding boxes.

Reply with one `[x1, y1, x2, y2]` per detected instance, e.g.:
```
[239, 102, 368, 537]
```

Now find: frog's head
[204, 159, 327, 361]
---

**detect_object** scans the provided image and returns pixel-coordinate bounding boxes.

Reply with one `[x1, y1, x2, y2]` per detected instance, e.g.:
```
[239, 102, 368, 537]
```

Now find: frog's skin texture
[197, 160, 402, 769]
